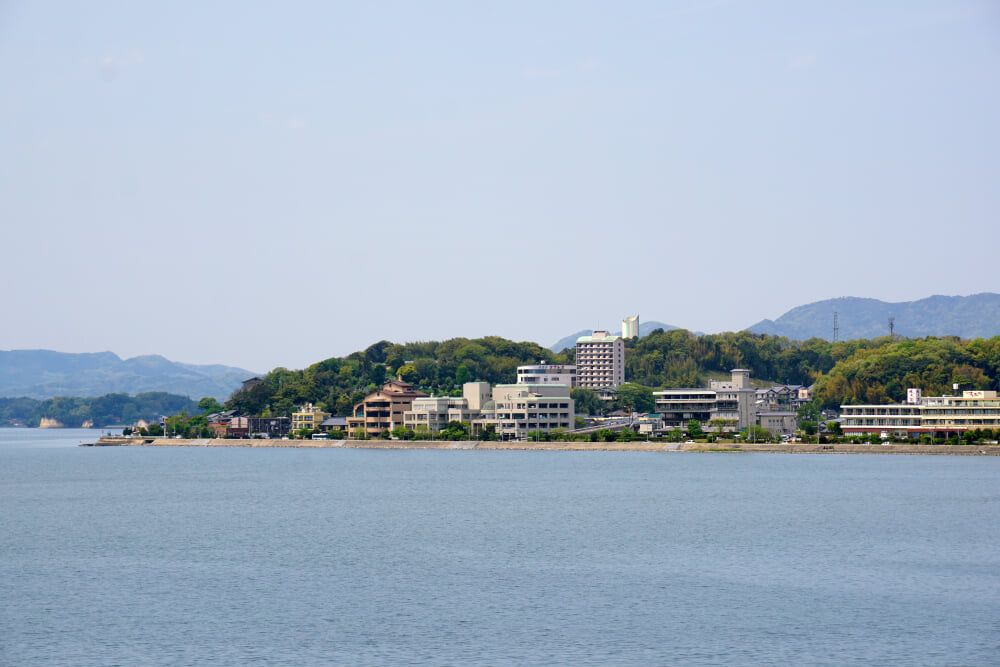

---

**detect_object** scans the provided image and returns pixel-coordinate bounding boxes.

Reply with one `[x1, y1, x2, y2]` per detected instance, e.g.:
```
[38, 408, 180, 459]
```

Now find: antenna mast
[888, 316, 895, 339]
[833, 312, 839, 343]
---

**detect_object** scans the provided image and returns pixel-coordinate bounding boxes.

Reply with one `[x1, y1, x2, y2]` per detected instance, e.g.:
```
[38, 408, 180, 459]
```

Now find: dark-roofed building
[319, 417, 349, 435]
[248, 416, 291, 438]
[241, 377, 265, 391]
[756, 384, 812, 412]
[346, 380, 429, 438]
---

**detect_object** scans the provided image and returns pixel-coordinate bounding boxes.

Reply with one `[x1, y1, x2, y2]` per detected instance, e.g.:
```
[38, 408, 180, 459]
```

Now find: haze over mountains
[551, 294, 1000, 350]
[4, 295, 998, 401]
[747, 294, 1000, 342]
[0, 350, 255, 401]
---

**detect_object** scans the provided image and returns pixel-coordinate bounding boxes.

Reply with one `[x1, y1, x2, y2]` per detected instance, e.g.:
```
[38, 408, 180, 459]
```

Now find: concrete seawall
[85, 436, 1000, 455]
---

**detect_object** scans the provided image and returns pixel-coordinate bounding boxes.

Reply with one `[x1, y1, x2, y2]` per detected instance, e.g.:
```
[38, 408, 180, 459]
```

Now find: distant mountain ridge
[746, 293, 1000, 341]
[0, 349, 256, 401]
[549, 321, 683, 352]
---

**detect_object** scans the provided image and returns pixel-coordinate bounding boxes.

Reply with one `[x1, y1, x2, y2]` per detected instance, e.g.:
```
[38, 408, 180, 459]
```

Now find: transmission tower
[888, 316, 895, 339]
[833, 312, 839, 343]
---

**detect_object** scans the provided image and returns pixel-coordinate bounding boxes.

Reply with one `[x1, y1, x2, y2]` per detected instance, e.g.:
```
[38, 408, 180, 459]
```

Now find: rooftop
[576, 334, 622, 343]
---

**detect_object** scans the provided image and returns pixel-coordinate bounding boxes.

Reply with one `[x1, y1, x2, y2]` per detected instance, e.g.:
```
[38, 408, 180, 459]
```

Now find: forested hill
[225, 331, 1000, 417]
[0, 350, 255, 401]
[0, 392, 198, 428]
[747, 293, 1000, 341]
[228, 337, 571, 417]
[812, 336, 1000, 408]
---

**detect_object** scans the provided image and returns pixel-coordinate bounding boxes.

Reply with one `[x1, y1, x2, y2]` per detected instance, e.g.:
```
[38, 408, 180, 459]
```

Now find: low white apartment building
[403, 382, 490, 434]
[841, 389, 1000, 438]
[488, 383, 575, 440]
[516, 362, 577, 387]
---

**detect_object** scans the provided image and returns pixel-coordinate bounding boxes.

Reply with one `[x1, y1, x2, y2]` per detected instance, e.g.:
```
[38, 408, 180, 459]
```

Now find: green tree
[197, 397, 224, 414]
[571, 387, 603, 416]
[686, 419, 704, 438]
[616, 428, 641, 442]
[455, 365, 472, 386]
[391, 425, 415, 440]
[228, 381, 274, 415]
[597, 428, 617, 442]
[745, 425, 771, 442]
[397, 364, 419, 383]
[797, 402, 820, 422]
[441, 420, 470, 440]
[614, 383, 654, 413]
[476, 423, 497, 441]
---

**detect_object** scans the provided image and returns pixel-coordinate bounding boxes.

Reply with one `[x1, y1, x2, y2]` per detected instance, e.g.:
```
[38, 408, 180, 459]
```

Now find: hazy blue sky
[2, 1, 998, 372]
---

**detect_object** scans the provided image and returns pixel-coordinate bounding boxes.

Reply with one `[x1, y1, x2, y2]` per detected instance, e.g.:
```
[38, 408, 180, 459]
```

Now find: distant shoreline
[84, 436, 1000, 456]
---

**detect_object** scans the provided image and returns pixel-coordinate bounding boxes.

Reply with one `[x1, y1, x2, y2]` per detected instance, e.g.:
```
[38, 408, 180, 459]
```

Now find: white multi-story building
[516, 362, 576, 387]
[487, 383, 575, 440]
[575, 330, 625, 390]
[840, 389, 1000, 438]
[402, 382, 490, 434]
[622, 315, 639, 340]
[653, 369, 758, 431]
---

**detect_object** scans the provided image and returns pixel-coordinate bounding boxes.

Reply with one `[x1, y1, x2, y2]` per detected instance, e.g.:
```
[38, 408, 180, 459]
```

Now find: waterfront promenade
[87, 436, 1000, 455]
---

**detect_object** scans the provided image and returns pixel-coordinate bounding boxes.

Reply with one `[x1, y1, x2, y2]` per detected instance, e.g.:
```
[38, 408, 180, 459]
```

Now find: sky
[2, 1, 999, 372]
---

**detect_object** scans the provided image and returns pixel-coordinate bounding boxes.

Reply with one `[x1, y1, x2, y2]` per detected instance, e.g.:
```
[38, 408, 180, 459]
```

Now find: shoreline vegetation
[6, 332, 1000, 436]
[86, 436, 1000, 455]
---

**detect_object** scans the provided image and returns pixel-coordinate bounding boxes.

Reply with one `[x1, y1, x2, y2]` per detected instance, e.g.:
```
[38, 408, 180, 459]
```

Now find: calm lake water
[2, 429, 999, 666]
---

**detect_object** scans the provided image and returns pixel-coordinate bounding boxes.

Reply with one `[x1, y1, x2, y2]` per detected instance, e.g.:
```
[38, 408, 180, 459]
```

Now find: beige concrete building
[756, 411, 798, 436]
[488, 383, 575, 440]
[403, 382, 490, 434]
[575, 330, 625, 390]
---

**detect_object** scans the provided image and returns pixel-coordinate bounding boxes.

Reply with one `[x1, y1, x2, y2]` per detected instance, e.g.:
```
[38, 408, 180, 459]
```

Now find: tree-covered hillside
[228, 337, 571, 417]
[0, 392, 199, 428]
[225, 331, 1000, 417]
[747, 293, 1000, 341]
[812, 336, 1000, 408]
